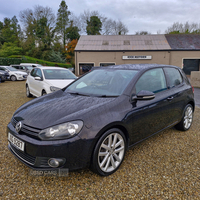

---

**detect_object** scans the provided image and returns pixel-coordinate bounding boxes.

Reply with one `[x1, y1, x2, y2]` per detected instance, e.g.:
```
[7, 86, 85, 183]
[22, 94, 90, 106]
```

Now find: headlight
[50, 86, 61, 92]
[38, 121, 83, 140]
[0, 72, 3, 75]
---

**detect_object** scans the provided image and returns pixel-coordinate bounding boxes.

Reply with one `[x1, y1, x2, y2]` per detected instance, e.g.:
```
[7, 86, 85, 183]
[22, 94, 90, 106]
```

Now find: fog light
[48, 158, 60, 168]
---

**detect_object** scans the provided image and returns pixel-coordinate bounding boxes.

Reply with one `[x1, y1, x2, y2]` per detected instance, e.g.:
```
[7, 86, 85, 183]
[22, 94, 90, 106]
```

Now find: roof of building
[165, 34, 200, 50]
[75, 34, 200, 51]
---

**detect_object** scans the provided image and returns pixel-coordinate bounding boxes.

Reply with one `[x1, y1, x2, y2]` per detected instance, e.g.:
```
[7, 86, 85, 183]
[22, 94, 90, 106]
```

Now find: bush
[8, 55, 72, 68]
[0, 57, 22, 65]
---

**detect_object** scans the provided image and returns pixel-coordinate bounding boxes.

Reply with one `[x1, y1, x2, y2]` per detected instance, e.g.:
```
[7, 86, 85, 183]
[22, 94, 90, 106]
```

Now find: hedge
[0, 57, 22, 65]
[0, 55, 72, 69]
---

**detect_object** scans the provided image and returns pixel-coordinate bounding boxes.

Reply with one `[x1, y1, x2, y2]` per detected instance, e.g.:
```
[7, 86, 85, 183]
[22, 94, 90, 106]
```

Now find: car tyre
[42, 90, 47, 96]
[26, 85, 32, 97]
[10, 75, 17, 81]
[91, 128, 126, 176]
[175, 104, 193, 131]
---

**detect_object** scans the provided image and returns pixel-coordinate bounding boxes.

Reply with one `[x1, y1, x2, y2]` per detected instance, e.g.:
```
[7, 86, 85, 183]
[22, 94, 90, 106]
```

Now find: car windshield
[65, 69, 138, 97]
[25, 66, 33, 70]
[43, 69, 77, 80]
[6, 66, 18, 71]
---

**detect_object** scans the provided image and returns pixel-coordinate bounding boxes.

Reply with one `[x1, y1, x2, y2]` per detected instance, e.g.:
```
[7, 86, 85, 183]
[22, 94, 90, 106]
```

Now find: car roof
[35, 66, 70, 70]
[93, 64, 180, 71]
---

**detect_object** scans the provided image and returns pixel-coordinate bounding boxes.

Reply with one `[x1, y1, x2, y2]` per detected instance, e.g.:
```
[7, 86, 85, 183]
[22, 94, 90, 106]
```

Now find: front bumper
[16, 75, 27, 80]
[0, 75, 7, 81]
[7, 122, 94, 171]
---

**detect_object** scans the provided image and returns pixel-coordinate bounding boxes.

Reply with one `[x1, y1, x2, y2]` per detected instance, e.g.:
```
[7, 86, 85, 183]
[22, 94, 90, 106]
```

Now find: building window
[100, 63, 115, 67]
[79, 63, 94, 75]
[183, 59, 200, 75]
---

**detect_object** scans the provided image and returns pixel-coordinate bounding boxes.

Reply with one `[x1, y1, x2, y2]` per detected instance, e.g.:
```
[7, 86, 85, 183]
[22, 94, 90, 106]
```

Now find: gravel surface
[0, 81, 200, 199]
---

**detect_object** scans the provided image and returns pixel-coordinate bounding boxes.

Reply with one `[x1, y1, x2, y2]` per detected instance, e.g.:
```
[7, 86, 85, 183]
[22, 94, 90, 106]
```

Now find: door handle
[167, 96, 174, 101]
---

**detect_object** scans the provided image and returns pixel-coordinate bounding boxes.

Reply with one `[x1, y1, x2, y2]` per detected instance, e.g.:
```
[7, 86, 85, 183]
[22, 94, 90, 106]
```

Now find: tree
[86, 16, 102, 35]
[135, 31, 151, 35]
[55, 0, 71, 50]
[0, 42, 22, 57]
[65, 39, 78, 65]
[66, 21, 80, 41]
[165, 22, 200, 34]
[19, 6, 56, 53]
[79, 10, 128, 35]
[0, 16, 22, 45]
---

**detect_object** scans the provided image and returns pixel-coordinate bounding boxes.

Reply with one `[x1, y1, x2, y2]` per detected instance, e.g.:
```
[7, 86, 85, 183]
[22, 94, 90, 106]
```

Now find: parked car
[7, 64, 194, 176]
[20, 63, 43, 68]
[0, 66, 28, 81]
[0, 69, 10, 82]
[11, 65, 33, 74]
[26, 66, 77, 97]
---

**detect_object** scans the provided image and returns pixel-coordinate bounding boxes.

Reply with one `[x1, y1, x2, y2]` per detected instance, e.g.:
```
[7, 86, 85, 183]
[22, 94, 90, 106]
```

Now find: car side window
[30, 69, 37, 77]
[35, 69, 42, 78]
[164, 68, 183, 88]
[135, 68, 167, 94]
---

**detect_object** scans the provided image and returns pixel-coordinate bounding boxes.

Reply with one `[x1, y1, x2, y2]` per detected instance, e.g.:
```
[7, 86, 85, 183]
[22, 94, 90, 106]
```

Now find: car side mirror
[131, 90, 155, 102]
[35, 77, 42, 81]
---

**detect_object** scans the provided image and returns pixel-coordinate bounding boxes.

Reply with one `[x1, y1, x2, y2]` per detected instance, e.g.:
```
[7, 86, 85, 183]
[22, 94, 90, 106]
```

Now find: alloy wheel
[183, 106, 193, 129]
[98, 132, 125, 173]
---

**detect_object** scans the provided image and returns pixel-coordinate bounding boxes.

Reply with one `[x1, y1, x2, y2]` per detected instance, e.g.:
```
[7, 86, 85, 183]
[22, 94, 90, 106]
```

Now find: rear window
[164, 68, 183, 88]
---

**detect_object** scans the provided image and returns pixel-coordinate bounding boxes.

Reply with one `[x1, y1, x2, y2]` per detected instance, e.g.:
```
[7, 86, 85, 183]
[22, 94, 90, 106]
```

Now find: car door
[28, 68, 42, 96]
[125, 68, 174, 144]
[32, 68, 43, 96]
[163, 67, 187, 124]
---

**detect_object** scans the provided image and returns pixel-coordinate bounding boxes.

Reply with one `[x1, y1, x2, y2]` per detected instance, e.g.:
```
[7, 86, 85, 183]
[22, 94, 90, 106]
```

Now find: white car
[20, 63, 43, 68]
[0, 66, 28, 81]
[26, 66, 77, 97]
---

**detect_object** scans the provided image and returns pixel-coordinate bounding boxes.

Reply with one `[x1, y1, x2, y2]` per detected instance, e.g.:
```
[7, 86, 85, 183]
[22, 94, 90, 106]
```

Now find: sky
[0, 0, 200, 34]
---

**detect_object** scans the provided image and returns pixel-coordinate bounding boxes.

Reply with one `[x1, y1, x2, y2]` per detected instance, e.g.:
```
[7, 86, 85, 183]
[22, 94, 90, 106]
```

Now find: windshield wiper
[68, 92, 90, 97]
[97, 95, 118, 98]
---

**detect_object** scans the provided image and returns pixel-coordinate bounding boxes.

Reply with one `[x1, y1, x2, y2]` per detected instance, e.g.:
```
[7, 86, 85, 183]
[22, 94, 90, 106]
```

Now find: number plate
[8, 133, 25, 151]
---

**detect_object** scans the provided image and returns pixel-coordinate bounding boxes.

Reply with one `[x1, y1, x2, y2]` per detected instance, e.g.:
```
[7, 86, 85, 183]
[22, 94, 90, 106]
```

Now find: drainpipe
[168, 51, 171, 65]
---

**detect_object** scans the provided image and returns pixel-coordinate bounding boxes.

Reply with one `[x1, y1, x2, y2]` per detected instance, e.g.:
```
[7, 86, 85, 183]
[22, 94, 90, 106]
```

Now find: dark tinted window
[164, 68, 182, 88]
[136, 68, 167, 94]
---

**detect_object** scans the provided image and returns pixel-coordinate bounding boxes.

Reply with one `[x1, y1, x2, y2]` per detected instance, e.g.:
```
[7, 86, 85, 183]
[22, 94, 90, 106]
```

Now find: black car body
[0, 69, 10, 82]
[7, 64, 195, 176]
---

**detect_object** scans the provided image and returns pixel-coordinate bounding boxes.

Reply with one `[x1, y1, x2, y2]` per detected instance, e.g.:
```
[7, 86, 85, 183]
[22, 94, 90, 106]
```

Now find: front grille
[9, 143, 36, 165]
[11, 117, 41, 140]
[11, 117, 17, 127]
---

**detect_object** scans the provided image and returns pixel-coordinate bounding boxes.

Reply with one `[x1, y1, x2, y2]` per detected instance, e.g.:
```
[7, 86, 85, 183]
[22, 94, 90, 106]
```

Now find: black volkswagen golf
[7, 64, 195, 176]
